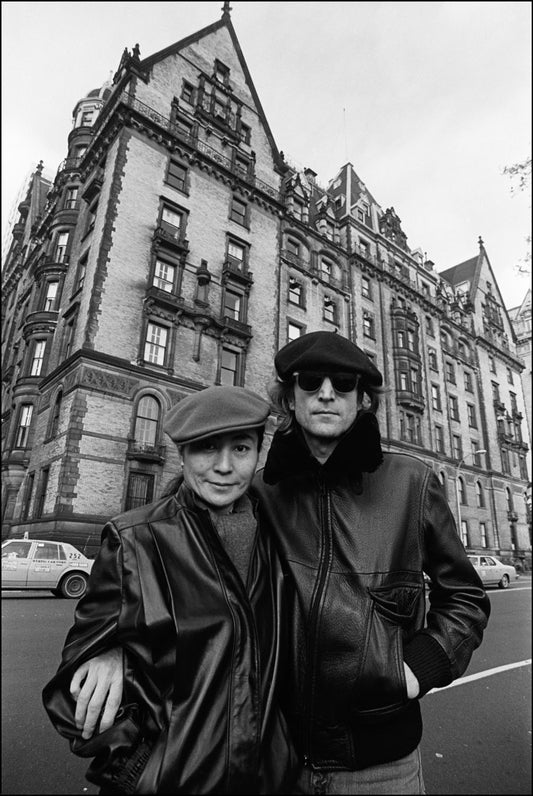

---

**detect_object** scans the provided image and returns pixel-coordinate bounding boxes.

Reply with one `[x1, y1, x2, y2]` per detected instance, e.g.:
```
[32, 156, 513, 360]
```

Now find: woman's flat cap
[275, 330, 383, 386]
[163, 385, 270, 445]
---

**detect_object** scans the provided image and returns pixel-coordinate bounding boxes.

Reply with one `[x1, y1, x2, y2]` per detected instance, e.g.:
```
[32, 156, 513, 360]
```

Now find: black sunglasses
[294, 371, 359, 393]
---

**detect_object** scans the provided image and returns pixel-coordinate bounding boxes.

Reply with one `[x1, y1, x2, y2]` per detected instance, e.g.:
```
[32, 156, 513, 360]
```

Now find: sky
[2, 1, 531, 309]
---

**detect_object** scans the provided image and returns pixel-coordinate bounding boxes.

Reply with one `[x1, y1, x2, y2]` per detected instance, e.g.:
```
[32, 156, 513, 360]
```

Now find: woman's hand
[70, 647, 124, 739]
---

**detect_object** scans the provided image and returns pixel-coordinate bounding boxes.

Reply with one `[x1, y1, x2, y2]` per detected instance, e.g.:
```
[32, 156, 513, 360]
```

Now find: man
[63, 332, 490, 795]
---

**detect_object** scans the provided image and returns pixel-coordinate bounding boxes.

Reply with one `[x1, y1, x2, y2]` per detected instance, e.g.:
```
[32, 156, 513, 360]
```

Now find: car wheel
[498, 574, 510, 589]
[59, 572, 88, 599]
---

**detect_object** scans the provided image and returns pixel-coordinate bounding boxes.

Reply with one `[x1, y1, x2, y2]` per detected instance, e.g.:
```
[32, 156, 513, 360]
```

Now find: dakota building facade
[2, 7, 531, 563]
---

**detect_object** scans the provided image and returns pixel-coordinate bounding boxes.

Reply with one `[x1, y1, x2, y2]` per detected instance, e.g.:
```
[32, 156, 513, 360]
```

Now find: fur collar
[262, 410, 383, 486]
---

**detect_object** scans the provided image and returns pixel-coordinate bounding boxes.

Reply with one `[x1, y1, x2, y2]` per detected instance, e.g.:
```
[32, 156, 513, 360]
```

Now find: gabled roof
[137, 13, 283, 170]
[439, 256, 478, 287]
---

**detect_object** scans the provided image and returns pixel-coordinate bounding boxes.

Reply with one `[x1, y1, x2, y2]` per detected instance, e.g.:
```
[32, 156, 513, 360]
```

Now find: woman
[42, 386, 297, 795]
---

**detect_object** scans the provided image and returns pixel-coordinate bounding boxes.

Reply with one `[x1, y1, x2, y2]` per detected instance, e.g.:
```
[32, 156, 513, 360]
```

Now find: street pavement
[1, 576, 531, 795]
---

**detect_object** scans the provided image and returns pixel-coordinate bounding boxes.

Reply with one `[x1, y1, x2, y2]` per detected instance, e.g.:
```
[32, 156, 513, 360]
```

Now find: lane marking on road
[428, 659, 532, 694]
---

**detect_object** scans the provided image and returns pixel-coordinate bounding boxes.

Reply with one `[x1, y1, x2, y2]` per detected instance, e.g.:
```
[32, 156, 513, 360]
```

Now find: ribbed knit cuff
[403, 632, 452, 696]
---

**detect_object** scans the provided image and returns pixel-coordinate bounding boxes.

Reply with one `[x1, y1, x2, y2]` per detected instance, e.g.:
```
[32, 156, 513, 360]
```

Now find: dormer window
[214, 60, 230, 86]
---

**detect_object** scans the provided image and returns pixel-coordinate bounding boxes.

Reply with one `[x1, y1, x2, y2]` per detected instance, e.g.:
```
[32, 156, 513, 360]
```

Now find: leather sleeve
[403, 469, 491, 696]
[42, 521, 139, 754]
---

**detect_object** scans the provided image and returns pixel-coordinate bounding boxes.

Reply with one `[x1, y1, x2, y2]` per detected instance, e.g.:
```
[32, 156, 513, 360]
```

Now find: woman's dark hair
[267, 370, 388, 434]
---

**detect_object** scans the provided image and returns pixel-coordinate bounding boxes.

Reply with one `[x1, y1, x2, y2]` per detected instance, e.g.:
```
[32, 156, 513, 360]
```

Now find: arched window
[439, 471, 447, 498]
[506, 487, 514, 512]
[476, 481, 485, 508]
[134, 396, 161, 450]
[458, 476, 467, 505]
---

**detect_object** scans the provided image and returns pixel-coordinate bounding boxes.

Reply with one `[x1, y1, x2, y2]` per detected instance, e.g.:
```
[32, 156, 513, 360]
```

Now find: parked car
[1, 538, 94, 598]
[467, 554, 518, 589]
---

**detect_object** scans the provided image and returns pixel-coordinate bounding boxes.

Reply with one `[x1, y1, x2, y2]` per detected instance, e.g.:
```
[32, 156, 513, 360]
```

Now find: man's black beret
[164, 385, 270, 445]
[275, 331, 383, 387]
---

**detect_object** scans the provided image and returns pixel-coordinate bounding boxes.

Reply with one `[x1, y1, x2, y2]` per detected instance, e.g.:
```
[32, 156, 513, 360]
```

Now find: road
[1, 579, 531, 795]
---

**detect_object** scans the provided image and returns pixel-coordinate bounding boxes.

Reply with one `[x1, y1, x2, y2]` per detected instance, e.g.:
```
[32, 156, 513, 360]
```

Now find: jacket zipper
[304, 476, 333, 765]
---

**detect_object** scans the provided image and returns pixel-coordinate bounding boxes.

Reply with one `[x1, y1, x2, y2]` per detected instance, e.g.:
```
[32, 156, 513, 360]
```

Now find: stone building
[1, 6, 530, 563]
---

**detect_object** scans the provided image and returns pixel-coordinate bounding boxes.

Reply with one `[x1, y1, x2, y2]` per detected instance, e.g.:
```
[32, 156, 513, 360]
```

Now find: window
[30, 340, 46, 376]
[166, 160, 187, 192]
[507, 367, 514, 384]
[288, 277, 303, 306]
[324, 297, 336, 324]
[234, 153, 249, 178]
[460, 520, 469, 547]
[400, 411, 421, 445]
[407, 330, 416, 352]
[292, 198, 305, 221]
[467, 404, 477, 428]
[288, 321, 303, 342]
[286, 238, 300, 258]
[14, 405, 33, 448]
[64, 186, 78, 209]
[489, 354, 496, 373]
[491, 381, 500, 402]
[144, 322, 168, 366]
[55, 232, 69, 263]
[181, 80, 195, 104]
[449, 395, 459, 422]
[226, 240, 246, 272]
[519, 456, 528, 480]
[361, 277, 371, 299]
[161, 206, 182, 238]
[435, 424, 444, 453]
[458, 477, 467, 505]
[134, 396, 160, 448]
[480, 522, 488, 548]
[464, 371, 473, 392]
[439, 471, 448, 497]
[220, 347, 239, 385]
[80, 110, 94, 126]
[21, 473, 35, 521]
[399, 372, 409, 391]
[34, 467, 50, 518]
[452, 434, 462, 459]
[125, 472, 154, 511]
[230, 197, 247, 226]
[75, 254, 88, 292]
[397, 330, 405, 348]
[431, 384, 441, 411]
[43, 281, 59, 311]
[506, 487, 514, 512]
[476, 481, 485, 508]
[239, 122, 251, 145]
[49, 392, 62, 439]
[428, 348, 438, 371]
[363, 312, 374, 338]
[410, 368, 419, 395]
[509, 392, 518, 414]
[426, 316, 434, 336]
[62, 314, 77, 360]
[320, 259, 332, 282]
[445, 361, 455, 384]
[224, 288, 242, 321]
[501, 448, 511, 474]
[323, 220, 335, 241]
[85, 200, 98, 235]
[153, 259, 176, 293]
[214, 60, 230, 85]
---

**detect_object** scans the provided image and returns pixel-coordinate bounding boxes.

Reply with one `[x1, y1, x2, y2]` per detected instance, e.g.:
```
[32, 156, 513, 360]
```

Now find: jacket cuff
[403, 631, 452, 696]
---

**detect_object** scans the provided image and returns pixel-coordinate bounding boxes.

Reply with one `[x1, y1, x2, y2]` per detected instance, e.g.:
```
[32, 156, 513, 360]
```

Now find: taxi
[1, 538, 94, 598]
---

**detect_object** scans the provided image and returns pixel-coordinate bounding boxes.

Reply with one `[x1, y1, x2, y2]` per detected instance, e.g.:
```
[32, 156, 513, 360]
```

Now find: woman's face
[181, 430, 259, 514]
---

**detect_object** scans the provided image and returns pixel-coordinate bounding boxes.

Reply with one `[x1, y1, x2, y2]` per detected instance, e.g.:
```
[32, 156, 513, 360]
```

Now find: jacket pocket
[352, 582, 422, 723]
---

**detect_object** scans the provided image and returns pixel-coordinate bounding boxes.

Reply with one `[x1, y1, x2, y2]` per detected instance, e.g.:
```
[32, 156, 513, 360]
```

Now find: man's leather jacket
[42, 482, 297, 794]
[254, 412, 490, 771]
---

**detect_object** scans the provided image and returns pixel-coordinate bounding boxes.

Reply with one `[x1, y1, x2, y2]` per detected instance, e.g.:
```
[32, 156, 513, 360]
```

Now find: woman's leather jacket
[42, 482, 297, 794]
[253, 412, 491, 771]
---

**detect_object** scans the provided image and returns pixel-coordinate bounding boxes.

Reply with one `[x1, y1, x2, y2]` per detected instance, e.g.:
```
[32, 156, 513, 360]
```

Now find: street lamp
[455, 449, 487, 543]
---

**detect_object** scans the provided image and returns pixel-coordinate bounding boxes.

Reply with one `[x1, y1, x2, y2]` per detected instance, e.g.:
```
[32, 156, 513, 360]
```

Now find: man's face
[181, 430, 259, 514]
[289, 372, 360, 447]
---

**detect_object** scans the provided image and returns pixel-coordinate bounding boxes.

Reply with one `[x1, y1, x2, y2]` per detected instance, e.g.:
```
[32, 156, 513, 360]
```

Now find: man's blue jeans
[292, 747, 426, 795]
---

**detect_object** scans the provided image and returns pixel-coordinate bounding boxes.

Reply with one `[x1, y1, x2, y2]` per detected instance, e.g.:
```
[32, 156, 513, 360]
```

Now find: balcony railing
[126, 440, 166, 463]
